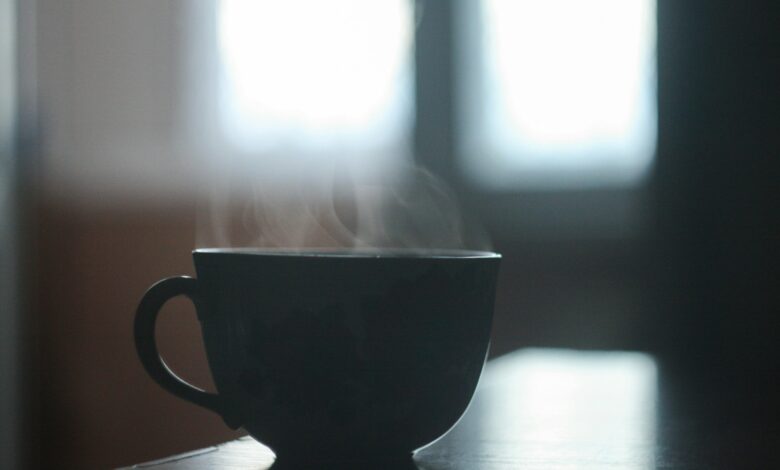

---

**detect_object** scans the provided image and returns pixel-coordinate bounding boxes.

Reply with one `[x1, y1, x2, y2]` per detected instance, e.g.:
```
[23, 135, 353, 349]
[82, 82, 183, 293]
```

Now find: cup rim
[194, 247, 501, 259]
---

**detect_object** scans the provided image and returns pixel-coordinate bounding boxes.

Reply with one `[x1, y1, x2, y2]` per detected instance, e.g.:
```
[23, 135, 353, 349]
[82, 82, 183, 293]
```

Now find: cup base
[270, 452, 416, 469]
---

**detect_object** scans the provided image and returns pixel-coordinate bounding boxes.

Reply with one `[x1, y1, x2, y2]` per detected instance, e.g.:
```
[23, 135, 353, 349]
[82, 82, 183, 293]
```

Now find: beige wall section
[36, 0, 215, 206]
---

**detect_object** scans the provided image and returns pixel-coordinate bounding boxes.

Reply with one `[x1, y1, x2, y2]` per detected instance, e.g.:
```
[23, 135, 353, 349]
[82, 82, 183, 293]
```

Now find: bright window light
[219, 0, 413, 161]
[458, 0, 657, 189]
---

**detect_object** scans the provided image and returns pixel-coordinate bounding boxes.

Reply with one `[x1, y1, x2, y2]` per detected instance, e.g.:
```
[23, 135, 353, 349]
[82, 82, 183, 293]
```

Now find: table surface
[123, 348, 780, 469]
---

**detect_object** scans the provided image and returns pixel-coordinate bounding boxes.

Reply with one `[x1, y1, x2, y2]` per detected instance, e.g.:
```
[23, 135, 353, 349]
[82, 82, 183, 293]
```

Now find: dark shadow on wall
[650, 0, 780, 407]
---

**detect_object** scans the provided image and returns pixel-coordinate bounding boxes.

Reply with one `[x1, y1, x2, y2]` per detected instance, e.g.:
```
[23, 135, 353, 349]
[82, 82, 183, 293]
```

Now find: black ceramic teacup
[135, 248, 500, 464]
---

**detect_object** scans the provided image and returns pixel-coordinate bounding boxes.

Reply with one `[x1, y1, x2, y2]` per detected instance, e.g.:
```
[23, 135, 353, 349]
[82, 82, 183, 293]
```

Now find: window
[215, 0, 658, 238]
[457, 0, 657, 190]
[218, 0, 413, 165]
[218, 0, 656, 189]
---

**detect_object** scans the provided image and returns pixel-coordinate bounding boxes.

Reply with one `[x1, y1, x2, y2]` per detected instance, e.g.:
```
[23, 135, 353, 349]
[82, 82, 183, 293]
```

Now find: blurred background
[1, 0, 777, 468]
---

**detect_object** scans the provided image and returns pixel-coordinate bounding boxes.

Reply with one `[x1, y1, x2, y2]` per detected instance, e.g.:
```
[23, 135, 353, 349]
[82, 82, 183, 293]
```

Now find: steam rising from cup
[196, 160, 490, 253]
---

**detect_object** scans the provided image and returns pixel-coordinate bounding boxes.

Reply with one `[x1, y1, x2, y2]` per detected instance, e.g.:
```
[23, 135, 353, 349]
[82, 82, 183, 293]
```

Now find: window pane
[458, 0, 657, 189]
[218, 0, 413, 163]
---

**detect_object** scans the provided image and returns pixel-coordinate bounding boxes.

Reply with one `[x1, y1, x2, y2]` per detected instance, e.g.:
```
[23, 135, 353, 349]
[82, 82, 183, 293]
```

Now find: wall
[36, 201, 243, 469]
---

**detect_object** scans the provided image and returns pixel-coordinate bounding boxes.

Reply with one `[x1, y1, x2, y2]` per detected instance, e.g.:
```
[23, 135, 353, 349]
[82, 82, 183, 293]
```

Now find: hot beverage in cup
[135, 248, 500, 464]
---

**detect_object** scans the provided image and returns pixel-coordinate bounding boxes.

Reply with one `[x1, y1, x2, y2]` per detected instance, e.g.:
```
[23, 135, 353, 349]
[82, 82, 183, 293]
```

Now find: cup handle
[134, 276, 236, 426]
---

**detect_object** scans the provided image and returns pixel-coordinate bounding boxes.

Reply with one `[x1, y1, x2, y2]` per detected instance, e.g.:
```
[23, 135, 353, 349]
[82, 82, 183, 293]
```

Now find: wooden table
[122, 348, 780, 469]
